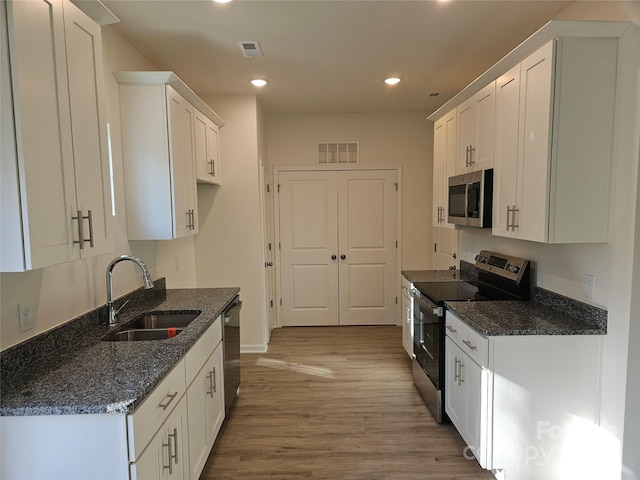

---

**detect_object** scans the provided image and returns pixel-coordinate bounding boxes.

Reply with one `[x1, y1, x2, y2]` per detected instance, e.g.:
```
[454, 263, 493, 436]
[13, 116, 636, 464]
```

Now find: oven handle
[411, 291, 442, 317]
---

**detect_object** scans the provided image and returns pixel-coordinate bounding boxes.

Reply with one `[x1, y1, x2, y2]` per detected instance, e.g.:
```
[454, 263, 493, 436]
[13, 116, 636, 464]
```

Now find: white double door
[278, 169, 398, 326]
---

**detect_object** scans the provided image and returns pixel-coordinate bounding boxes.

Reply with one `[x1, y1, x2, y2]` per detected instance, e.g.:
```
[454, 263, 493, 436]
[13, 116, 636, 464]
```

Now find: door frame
[273, 165, 402, 328]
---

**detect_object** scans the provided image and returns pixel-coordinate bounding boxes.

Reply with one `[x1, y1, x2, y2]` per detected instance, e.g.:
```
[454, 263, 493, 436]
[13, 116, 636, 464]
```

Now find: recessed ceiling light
[213, 0, 233, 3]
[250, 79, 268, 87]
[384, 77, 401, 86]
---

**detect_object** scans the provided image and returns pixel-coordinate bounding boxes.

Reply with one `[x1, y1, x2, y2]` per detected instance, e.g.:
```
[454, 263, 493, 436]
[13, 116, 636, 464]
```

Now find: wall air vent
[239, 41, 263, 57]
[317, 142, 359, 165]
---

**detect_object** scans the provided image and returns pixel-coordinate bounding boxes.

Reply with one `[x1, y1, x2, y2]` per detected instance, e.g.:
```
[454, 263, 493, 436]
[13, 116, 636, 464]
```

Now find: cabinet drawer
[185, 316, 222, 386]
[127, 359, 186, 461]
[445, 312, 488, 367]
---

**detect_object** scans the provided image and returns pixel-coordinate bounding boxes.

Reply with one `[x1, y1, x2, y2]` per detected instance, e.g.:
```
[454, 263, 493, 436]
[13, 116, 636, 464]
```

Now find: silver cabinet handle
[168, 428, 178, 465]
[73, 210, 95, 249]
[463, 339, 477, 351]
[506, 205, 512, 231]
[459, 362, 465, 385]
[162, 436, 173, 474]
[158, 391, 178, 410]
[446, 325, 457, 334]
[208, 159, 215, 176]
[512, 206, 519, 229]
[212, 367, 217, 393]
[454, 357, 460, 382]
[468, 146, 475, 165]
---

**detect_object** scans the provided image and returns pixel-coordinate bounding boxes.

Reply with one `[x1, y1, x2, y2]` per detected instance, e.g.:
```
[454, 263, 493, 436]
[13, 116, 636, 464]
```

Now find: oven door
[412, 293, 442, 389]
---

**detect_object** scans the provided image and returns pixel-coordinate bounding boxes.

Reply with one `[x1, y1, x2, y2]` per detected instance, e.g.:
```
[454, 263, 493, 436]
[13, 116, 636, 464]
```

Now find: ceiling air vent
[317, 142, 359, 165]
[239, 41, 263, 57]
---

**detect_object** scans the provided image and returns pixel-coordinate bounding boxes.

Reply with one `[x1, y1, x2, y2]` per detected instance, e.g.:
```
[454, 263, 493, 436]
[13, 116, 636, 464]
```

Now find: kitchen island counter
[0, 283, 239, 416]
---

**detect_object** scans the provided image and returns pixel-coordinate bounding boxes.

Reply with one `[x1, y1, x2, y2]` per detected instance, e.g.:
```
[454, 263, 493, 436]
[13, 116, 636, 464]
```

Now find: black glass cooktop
[413, 281, 490, 303]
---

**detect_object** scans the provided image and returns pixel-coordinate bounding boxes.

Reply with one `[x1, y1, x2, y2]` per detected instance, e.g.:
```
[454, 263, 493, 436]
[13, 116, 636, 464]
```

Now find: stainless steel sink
[124, 310, 201, 329]
[103, 328, 184, 342]
[101, 310, 200, 341]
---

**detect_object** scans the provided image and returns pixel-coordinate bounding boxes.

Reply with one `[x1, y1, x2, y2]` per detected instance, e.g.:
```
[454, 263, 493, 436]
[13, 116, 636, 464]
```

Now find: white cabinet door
[187, 342, 225, 480]
[64, 1, 113, 256]
[2, 0, 111, 271]
[433, 227, 458, 270]
[492, 63, 521, 238]
[194, 109, 221, 184]
[455, 82, 495, 174]
[516, 41, 554, 243]
[167, 86, 198, 237]
[445, 337, 464, 429]
[432, 109, 456, 227]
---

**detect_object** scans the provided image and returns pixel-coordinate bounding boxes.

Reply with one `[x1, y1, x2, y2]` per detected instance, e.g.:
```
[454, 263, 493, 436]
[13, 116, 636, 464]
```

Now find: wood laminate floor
[201, 326, 494, 480]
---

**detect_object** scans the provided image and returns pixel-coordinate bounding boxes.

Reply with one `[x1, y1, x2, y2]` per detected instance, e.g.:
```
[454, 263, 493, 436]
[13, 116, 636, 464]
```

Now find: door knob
[340, 254, 346, 260]
[331, 255, 337, 260]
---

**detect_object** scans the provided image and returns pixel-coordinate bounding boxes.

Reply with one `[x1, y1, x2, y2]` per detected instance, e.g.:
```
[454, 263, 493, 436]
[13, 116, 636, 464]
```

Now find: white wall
[266, 112, 433, 270]
[194, 94, 269, 353]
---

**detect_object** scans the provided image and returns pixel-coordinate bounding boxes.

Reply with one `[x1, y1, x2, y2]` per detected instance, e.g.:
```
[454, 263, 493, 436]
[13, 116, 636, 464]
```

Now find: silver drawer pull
[463, 339, 477, 351]
[168, 428, 179, 464]
[162, 438, 173, 474]
[158, 391, 178, 410]
[446, 325, 457, 334]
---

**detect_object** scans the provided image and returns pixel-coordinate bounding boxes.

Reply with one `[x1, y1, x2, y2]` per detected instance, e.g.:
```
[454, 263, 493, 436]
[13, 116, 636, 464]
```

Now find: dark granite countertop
[0, 286, 239, 416]
[445, 298, 607, 336]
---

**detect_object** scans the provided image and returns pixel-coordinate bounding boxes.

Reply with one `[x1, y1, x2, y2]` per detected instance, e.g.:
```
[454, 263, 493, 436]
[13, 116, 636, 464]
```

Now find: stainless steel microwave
[448, 169, 493, 228]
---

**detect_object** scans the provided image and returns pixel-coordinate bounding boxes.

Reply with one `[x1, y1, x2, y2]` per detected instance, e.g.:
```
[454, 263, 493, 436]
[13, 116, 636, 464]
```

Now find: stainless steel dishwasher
[222, 296, 241, 414]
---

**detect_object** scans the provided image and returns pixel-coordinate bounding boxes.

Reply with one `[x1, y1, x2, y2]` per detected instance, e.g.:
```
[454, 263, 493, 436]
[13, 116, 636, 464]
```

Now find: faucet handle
[114, 299, 130, 317]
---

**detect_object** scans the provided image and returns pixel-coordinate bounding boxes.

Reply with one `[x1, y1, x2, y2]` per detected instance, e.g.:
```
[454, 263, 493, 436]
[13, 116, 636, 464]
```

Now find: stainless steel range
[411, 250, 530, 423]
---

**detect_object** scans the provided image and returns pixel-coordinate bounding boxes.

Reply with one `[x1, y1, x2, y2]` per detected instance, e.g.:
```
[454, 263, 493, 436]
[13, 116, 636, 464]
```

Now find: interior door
[279, 171, 339, 326]
[338, 170, 397, 325]
[278, 169, 398, 327]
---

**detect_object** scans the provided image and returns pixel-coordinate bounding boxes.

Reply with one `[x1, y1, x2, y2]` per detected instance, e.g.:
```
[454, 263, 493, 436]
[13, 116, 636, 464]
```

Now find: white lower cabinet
[445, 311, 602, 479]
[186, 319, 225, 479]
[0, 317, 226, 480]
[131, 395, 189, 480]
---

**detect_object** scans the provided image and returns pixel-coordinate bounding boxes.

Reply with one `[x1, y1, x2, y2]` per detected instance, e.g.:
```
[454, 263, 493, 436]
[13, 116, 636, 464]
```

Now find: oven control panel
[475, 250, 529, 284]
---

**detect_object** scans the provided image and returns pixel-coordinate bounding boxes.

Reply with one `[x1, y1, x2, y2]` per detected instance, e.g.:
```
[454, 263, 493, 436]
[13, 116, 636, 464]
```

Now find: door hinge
[277, 184, 281, 193]
[280, 298, 282, 306]
[434, 243, 437, 252]
[270, 300, 273, 307]
[396, 240, 398, 248]
[396, 296, 398, 304]
[394, 182, 398, 191]
[268, 242, 272, 251]
[279, 242, 281, 250]
[267, 184, 270, 193]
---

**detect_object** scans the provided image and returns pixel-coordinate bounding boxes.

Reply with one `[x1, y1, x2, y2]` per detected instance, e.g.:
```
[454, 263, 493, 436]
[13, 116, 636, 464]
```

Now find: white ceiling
[102, 0, 576, 115]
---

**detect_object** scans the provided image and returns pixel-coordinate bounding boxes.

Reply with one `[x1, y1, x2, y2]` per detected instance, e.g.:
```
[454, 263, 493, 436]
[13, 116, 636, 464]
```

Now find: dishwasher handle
[223, 298, 242, 324]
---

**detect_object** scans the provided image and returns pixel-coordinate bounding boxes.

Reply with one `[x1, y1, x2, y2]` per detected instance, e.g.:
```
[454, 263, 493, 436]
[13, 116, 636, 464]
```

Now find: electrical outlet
[584, 274, 595, 298]
[18, 301, 34, 332]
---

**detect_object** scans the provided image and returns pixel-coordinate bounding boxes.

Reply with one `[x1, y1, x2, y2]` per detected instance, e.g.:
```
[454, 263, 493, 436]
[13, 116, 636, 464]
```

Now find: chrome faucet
[106, 254, 154, 326]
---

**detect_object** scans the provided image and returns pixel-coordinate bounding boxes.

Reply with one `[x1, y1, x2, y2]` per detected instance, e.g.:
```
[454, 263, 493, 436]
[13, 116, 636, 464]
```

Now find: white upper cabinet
[493, 37, 618, 243]
[194, 109, 221, 184]
[116, 72, 224, 240]
[455, 81, 495, 175]
[432, 109, 457, 228]
[1, 0, 113, 272]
